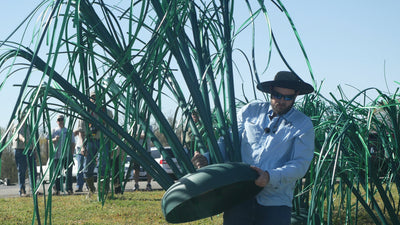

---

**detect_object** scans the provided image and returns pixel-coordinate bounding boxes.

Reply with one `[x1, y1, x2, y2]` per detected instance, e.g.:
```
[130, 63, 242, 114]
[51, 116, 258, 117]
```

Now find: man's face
[270, 87, 297, 116]
[57, 117, 65, 128]
[192, 113, 199, 123]
[90, 95, 96, 103]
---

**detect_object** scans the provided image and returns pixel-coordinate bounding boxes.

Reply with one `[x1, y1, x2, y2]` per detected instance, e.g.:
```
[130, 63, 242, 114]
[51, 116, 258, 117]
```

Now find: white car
[36, 155, 96, 184]
[150, 146, 180, 179]
[124, 155, 147, 180]
[36, 147, 180, 183]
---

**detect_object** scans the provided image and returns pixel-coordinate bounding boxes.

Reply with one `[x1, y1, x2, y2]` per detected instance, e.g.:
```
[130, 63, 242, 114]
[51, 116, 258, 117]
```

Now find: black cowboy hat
[256, 71, 314, 95]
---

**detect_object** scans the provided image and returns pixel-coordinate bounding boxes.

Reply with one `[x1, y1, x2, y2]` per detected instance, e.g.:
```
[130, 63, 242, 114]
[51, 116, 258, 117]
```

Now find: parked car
[150, 146, 180, 179]
[36, 154, 97, 184]
[124, 155, 147, 180]
[36, 147, 180, 183]
[124, 147, 180, 180]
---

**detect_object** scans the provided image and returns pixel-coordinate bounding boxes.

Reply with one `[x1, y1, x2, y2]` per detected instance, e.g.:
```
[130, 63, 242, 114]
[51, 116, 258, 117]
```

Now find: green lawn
[0, 191, 223, 225]
[2, 188, 399, 224]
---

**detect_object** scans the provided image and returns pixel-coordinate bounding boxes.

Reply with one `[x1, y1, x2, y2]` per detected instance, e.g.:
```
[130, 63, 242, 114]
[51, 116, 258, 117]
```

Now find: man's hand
[81, 147, 87, 156]
[53, 135, 60, 142]
[251, 166, 270, 187]
[19, 134, 25, 143]
[191, 151, 208, 169]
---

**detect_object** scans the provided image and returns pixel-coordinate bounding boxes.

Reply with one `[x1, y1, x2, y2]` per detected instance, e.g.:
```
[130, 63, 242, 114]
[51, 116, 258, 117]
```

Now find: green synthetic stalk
[222, 0, 240, 162]
[371, 167, 400, 224]
[47, 87, 174, 189]
[13, 48, 175, 189]
[161, 57, 209, 156]
[346, 182, 352, 225]
[43, 106, 53, 224]
[254, 0, 273, 82]
[326, 142, 341, 224]
[25, 109, 41, 225]
[79, 0, 196, 173]
[199, 41, 235, 162]
[104, 77, 183, 178]
[188, 2, 219, 155]
[0, 0, 63, 162]
[340, 172, 382, 224]
[357, 131, 370, 204]
[188, 1, 212, 112]
[16, 2, 67, 222]
[150, 0, 223, 164]
[2, 1, 399, 224]
[276, 0, 316, 89]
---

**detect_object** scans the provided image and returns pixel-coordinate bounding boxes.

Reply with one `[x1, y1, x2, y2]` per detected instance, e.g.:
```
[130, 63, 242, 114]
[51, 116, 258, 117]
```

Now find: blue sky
[288, 1, 400, 96]
[0, 1, 399, 129]
[232, 1, 400, 99]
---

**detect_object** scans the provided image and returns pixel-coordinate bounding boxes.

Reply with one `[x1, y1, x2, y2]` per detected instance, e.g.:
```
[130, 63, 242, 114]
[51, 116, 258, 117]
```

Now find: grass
[2, 186, 399, 225]
[0, 191, 223, 225]
[322, 182, 400, 225]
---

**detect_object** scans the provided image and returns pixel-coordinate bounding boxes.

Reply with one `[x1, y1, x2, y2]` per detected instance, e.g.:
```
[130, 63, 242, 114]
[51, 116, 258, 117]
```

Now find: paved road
[0, 180, 163, 198]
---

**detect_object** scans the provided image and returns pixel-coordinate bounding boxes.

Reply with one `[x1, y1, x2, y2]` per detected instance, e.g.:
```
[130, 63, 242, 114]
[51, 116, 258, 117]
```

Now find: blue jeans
[14, 149, 37, 193]
[53, 155, 73, 192]
[84, 139, 110, 179]
[223, 198, 292, 225]
[75, 153, 85, 189]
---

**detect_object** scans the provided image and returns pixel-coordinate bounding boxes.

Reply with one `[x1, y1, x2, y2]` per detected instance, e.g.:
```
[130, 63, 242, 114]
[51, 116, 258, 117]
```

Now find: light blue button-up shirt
[49, 127, 75, 159]
[238, 101, 315, 207]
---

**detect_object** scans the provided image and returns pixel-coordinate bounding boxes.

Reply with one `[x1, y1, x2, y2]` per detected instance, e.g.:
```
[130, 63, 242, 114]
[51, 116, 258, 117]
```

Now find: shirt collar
[267, 104, 274, 117]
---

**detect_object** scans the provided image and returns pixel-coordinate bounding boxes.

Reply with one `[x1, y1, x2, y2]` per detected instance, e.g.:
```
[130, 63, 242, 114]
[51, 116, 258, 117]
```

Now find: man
[49, 114, 75, 195]
[184, 110, 200, 153]
[73, 127, 85, 192]
[222, 71, 315, 225]
[77, 91, 113, 194]
[12, 112, 37, 197]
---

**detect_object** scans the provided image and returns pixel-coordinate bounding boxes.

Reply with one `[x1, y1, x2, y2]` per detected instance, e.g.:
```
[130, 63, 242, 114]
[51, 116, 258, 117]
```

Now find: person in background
[133, 128, 152, 191]
[11, 112, 37, 197]
[111, 146, 123, 194]
[221, 71, 315, 225]
[184, 110, 205, 156]
[73, 126, 86, 192]
[77, 91, 113, 194]
[48, 114, 76, 195]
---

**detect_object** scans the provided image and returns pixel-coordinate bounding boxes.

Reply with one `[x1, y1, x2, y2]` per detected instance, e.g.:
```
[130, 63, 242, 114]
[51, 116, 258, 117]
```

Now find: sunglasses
[270, 90, 295, 101]
[57, 118, 64, 122]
